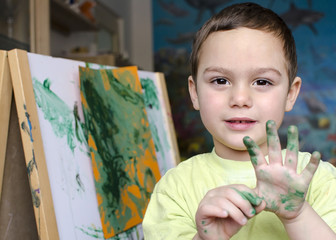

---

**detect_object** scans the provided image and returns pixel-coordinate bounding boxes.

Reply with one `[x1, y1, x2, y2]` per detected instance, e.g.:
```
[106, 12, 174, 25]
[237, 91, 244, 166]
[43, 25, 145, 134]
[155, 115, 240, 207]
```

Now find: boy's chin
[215, 140, 248, 152]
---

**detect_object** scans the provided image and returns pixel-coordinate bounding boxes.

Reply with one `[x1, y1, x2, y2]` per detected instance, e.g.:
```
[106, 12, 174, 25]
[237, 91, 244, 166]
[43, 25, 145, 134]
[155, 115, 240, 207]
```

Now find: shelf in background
[0, 33, 30, 51]
[50, 0, 97, 35]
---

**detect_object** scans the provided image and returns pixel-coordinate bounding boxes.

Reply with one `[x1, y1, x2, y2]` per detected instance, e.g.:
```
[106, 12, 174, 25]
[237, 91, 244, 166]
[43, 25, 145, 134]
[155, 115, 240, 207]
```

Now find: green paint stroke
[80, 67, 158, 236]
[140, 77, 170, 170]
[140, 78, 160, 110]
[33, 78, 87, 153]
[232, 188, 263, 206]
[73, 102, 88, 146]
[76, 173, 85, 192]
[243, 136, 258, 165]
[76, 225, 103, 238]
[27, 150, 40, 208]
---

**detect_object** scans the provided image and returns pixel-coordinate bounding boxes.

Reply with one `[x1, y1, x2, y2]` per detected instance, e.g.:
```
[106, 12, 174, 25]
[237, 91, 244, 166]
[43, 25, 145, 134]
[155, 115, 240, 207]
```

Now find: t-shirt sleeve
[142, 171, 197, 239]
[308, 161, 336, 232]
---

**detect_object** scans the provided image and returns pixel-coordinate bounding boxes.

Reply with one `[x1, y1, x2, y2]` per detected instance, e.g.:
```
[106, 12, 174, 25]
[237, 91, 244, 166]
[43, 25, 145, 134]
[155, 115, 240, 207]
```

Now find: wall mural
[153, 0, 336, 165]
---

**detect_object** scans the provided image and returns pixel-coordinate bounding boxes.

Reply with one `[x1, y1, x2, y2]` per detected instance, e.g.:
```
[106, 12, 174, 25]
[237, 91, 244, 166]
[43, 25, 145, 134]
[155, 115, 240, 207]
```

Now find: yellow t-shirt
[143, 149, 336, 239]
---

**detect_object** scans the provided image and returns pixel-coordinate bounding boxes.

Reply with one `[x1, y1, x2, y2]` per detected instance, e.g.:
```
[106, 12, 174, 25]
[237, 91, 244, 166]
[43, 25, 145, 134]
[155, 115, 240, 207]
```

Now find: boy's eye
[253, 79, 272, 86]
[212, 78, 230, 85]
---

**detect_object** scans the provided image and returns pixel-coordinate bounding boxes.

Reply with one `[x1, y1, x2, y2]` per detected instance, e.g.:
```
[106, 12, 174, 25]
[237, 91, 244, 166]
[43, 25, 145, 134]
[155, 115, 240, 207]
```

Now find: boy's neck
[214, 142, 268, 161]
[215, 147, 251, 161]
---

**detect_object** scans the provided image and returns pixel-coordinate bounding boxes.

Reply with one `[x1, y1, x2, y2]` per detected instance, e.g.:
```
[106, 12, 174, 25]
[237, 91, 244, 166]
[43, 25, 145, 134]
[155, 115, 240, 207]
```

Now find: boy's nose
[229, 86, 252, 108]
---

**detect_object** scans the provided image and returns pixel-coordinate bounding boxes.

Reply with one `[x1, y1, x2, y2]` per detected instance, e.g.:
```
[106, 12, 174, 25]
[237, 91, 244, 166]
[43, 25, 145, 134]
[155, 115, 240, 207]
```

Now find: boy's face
[188, 28, 301, 160]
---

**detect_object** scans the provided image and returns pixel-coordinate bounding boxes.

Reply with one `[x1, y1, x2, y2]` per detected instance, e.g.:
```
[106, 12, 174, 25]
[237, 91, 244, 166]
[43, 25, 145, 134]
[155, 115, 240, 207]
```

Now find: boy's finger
[302, 151, 320, 180]
[266, 120, 282, 164]
[243, 136, 266, 166]
[231, 187, 263, 206]
[284, 125, 299, 169]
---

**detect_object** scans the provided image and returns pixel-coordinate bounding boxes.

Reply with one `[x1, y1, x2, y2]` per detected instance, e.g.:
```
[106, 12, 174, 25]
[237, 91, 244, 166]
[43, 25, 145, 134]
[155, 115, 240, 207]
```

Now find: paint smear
[33, 78, 87, 153]
[140, 77, 170, 172]
[79, 66, 161, 238]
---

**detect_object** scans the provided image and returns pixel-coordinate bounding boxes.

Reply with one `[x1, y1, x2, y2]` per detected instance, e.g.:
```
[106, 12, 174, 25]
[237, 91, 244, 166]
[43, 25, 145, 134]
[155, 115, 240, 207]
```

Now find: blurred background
[152, 0, 336, 163]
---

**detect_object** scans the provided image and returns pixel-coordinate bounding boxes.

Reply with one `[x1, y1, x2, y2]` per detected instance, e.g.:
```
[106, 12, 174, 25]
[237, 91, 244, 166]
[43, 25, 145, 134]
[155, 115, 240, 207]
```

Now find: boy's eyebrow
[203, 66, 282, 76]
[252, 67, 282, 76]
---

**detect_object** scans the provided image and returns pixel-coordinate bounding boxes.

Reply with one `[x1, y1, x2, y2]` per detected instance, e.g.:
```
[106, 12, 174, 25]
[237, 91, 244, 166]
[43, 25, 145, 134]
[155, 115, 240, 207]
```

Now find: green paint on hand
[243, 136, 258, 165]
[279, 189, 305, 212]
[266, 120, 276, 135]
[233, 188, 263, 206]
[286, 125, 298, 152]
[270, 200, 279, 211]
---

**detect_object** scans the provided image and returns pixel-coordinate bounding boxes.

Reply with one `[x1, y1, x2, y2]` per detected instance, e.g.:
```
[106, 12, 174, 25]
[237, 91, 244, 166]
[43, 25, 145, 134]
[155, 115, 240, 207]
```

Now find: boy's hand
[243, 120, 320, 220]
[194, 184, 265, 240]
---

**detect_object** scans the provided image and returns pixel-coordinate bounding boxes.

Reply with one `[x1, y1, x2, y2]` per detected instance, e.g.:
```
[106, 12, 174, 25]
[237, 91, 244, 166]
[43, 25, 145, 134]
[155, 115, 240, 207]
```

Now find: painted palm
[79, 66, 161, 238]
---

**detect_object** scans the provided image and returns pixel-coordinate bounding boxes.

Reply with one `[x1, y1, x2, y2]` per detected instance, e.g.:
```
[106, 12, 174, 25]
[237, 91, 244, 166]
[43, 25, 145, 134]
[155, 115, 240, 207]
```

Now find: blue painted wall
[153, 0, 336, 162]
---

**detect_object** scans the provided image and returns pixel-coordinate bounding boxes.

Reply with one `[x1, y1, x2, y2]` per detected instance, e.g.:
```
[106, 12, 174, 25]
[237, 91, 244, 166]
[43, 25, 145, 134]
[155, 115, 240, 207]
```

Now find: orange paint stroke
[80, 91, 89, 109]
[101, 209, 114, 237]
[88, 134, 101, 181]
[96, 193, 103, 205]
[101, 70, 111, 91]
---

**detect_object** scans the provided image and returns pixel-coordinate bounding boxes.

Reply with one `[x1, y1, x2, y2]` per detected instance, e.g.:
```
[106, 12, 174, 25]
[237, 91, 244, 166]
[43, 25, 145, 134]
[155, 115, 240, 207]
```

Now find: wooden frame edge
[0, 50, 12, 202]
[155, 72, 181, 165]
[8, 49, 59, 240]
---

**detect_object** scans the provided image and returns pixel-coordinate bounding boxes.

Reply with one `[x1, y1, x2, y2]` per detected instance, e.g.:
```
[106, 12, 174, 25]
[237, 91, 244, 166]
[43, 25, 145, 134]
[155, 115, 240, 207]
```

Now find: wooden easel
[0, 51, 40, 239]
[7, 49, 59, 239]
[1, 48, 181, 239]
[0, 51, 12, 202]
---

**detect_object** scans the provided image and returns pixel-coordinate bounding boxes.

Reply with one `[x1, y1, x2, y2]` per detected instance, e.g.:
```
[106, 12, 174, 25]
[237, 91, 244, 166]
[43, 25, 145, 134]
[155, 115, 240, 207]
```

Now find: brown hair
[190, 2, 297, 87]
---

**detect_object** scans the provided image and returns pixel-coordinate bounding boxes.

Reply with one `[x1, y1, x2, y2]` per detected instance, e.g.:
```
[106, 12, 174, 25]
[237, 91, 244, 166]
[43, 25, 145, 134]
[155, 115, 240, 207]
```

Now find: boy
[143, 2, 336, 239]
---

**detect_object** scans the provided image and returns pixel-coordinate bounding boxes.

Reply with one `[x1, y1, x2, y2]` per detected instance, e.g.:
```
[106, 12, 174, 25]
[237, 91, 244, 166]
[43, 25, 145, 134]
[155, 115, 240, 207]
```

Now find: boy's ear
[188, 75, 200, 110]
[285, 76, 302, 112]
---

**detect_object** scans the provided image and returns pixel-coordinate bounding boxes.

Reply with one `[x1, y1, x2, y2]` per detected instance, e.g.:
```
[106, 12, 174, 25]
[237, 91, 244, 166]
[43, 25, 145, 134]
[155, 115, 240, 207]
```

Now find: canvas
[140, 71, 179, 175]
[79, 66, 161, 238]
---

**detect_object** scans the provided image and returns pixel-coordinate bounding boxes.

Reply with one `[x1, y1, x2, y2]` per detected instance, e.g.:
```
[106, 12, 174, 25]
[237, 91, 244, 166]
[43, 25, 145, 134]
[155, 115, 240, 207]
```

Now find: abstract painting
[79, 66, 161, 238]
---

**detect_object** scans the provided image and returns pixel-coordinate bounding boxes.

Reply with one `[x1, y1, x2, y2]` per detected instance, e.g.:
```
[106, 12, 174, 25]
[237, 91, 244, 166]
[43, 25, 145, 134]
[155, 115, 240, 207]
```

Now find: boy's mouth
[225, 118, 257, 130]
[227, 120, 255, 123]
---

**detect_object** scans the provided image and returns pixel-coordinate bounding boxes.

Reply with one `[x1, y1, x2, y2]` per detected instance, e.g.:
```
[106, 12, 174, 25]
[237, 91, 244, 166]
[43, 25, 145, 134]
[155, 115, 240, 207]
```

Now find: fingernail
[250, 208, 256, 216]
[241, 217, 247, 225]
[312, 151, 321, 159]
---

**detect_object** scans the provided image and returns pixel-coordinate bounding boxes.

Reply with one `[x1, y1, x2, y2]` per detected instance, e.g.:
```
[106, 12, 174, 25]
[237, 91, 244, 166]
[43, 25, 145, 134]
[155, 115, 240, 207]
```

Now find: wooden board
[0, 50, 12, 201]
[8, 49, 59, 239]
